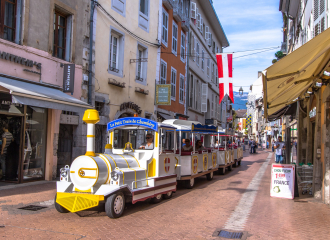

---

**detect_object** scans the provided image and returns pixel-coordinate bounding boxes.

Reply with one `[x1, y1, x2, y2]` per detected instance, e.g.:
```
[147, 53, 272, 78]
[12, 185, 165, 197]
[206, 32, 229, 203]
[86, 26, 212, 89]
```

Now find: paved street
[1, 150, 329, 239]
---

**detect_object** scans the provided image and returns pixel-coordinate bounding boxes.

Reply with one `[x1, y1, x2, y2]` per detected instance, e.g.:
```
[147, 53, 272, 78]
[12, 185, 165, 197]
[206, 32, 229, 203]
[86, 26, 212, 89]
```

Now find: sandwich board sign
[270, 164, 295, 199]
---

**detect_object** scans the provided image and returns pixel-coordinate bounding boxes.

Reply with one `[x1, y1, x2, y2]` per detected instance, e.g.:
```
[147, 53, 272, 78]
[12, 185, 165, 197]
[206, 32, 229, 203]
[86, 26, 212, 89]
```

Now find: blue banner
[192, 124, 217, 133]
[107, 117, 158, 131]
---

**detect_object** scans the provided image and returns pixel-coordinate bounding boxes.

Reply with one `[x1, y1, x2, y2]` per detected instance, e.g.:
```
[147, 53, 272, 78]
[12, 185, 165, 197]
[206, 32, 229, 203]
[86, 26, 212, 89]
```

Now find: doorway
[0, 114, 23, 183]
[57, 124, 73, 177]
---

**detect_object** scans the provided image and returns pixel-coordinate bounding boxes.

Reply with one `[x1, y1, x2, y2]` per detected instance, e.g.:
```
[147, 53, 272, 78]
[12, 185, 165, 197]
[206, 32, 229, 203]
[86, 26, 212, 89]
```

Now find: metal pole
[88, 0, 95, 105]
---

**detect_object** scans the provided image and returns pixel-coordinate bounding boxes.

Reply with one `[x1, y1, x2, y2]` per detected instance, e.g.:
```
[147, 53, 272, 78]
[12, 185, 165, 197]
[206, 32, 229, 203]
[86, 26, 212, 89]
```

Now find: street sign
[270, 164, 295, 199]
[155, 84, 171, 105]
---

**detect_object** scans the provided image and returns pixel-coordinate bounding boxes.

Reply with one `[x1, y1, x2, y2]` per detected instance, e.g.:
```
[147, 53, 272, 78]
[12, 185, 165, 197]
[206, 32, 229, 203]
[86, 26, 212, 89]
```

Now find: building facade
[93, 0, 160, 125]
[187, 0, 229, 125]
[0, 0, 91, 183]
[156, 0, 190, 121]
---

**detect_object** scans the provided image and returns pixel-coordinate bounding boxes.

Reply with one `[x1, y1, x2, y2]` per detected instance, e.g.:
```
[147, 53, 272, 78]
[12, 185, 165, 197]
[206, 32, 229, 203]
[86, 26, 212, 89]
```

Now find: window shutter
[205, 26, 209, 40]
[320, 0, 325, 14]
[314, 0, 319, 21]
[200, 18, 204, 33]
[201, 83, 208, 112]
[197, 13, 201, 29]
[191, 2, 196, 19]
[208, 33, 213, 46]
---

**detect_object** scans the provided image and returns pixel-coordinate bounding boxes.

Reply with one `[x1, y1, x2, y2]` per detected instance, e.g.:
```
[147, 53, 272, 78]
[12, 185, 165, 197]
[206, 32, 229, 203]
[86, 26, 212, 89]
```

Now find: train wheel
[185, 178, 195, 189]
[162, 191, 173, 199]
[206, 171, 214, 181]
[105, 192, 125, 218]
[151, 194, 163, 203]
[54, 194, 69, 213]
[228, 165, 233, 171]
[218, 167, 225, 175]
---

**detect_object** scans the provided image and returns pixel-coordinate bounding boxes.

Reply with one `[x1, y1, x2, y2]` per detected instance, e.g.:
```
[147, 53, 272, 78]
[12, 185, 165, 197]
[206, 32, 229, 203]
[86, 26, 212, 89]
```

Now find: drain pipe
[88, 0, 95, 105]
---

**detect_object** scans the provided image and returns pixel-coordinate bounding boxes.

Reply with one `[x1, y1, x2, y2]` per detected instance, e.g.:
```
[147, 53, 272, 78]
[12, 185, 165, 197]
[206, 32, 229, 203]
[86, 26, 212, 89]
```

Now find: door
[57, 124, 73, 177]
[95, 125, 106, 154]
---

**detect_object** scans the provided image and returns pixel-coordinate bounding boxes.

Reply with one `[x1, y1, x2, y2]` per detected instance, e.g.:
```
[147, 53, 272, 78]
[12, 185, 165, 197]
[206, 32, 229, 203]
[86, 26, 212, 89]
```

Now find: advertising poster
[270, 164, 295, 199]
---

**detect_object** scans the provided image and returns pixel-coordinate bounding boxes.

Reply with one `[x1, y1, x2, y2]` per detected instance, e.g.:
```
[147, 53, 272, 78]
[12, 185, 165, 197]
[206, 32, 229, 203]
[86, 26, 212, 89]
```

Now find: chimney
[82, 109, 100, 157]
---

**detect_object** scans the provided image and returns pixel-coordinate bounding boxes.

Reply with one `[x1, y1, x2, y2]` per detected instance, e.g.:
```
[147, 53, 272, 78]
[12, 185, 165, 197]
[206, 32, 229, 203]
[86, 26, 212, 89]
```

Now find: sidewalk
[0, 151, 329, 239]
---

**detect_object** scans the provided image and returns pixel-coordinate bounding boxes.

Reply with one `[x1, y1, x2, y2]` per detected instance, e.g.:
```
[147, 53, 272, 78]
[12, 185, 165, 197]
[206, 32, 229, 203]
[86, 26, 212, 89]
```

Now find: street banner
[270, 164, 295, 199]
[63, 64, 75, 93]
[216, 53, 234, 103]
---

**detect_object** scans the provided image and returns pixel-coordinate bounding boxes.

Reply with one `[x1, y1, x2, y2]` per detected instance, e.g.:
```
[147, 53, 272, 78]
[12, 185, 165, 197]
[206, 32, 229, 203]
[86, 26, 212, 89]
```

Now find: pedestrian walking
[267, 141, 269, 149]
[274, 136, 285, 164]
[1, 123, 13, 180]
[250, 139, 255, 154]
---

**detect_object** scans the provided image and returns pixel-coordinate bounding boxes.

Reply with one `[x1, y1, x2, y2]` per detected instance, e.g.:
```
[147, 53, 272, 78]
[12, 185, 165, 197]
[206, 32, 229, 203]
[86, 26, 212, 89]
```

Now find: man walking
[274, 136, 285, 164]
[1, 123, 13, 180]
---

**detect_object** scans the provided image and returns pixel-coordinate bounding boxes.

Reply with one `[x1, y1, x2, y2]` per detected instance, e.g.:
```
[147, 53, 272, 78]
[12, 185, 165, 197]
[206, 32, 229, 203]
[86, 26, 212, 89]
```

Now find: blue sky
[214, 0, 283, 93]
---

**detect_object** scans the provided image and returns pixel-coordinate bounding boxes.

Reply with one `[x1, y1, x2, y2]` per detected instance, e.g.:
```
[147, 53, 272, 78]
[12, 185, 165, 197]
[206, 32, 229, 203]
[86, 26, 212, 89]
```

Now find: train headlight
[111, 171, 119, 181]
[60, 168, 68, 178]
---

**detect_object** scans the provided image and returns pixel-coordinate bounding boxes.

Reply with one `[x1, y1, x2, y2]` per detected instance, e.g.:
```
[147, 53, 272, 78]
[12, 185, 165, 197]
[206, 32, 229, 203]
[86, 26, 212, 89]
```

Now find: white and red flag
[216, 53, 234, 103]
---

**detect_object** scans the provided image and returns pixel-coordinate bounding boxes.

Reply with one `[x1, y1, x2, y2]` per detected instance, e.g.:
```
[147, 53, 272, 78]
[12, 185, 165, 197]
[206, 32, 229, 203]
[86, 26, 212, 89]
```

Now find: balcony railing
[281, 41, 287, 54]
[163, 0, 174, 10]
[173, 0, 184, 22]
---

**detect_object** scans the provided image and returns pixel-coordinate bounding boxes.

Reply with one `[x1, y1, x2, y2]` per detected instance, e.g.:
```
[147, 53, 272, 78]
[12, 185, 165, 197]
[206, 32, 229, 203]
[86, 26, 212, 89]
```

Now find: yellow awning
[263, 27, 330, 118]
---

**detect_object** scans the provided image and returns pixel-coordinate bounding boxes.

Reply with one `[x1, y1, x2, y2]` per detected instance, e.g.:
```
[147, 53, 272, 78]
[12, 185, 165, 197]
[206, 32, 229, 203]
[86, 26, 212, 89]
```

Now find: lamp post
[239, 87, 244, 96]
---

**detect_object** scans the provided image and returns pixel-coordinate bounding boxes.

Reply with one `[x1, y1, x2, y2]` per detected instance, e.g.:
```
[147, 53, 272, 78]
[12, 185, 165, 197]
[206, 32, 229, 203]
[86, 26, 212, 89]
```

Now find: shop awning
[157, 112, 171, 120]
[0, 77, 91, 112]
[267, 102, 297, 122]
[263, 27, 330, 119]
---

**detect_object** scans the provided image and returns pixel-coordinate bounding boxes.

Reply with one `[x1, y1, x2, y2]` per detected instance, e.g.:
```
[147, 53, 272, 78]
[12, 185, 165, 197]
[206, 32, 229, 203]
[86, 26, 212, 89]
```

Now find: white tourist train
[55, 110, 243, 218]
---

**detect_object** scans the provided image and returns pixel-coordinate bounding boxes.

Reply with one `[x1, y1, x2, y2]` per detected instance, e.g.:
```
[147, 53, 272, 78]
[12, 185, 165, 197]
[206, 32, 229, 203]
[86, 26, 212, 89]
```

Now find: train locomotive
[55, 110, 177, 218]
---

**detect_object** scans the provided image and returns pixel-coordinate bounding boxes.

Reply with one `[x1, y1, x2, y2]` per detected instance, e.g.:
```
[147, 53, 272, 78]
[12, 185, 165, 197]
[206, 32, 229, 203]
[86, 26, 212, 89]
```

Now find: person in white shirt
[274, 136, 285, 163]
[182, 139, 193, 152]
[139, 134, 154, 150]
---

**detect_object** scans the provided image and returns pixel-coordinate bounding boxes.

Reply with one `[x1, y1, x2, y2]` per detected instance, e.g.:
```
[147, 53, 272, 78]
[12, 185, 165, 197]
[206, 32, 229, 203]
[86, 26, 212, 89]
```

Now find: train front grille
[56, 192, 104, 212]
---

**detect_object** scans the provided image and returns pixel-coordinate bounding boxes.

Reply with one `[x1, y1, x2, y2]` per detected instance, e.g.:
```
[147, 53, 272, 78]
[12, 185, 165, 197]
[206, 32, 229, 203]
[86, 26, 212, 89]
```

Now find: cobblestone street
[1, 150, 329, 239]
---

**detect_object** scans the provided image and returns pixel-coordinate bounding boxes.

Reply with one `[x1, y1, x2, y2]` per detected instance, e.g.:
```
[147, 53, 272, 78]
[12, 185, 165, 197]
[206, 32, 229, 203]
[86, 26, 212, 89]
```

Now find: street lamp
[239, 87, 244, 96]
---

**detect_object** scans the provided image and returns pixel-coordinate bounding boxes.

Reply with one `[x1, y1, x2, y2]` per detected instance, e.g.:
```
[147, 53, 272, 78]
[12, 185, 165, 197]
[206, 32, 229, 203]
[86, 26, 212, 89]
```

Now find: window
[53, 11, 67, 60]
[139, 0, 149, 32]
[160, 60, 167, 84]
[201, 49, 204, 70]
[179, 74, 184, 103]
[136, 43, 148, 84]
[211, 63, 214, 82]
[112, 0, 126, 16]
[190, 33, 195, 61]
[110, 34, 119, 72]
[109, 27, 125, 77]
[207, 58, 210, 77]
[180, 32, 185, 62]
[0, 0, 20, 43]
[140, 0, 148, 15]
[189, 74, 193, 107]
[162, 9, 169, 46]
[211, 94, 214, 117]
[171, 67, 177, 100]
[172, 21, 178, 55]
[196, 42, 199, 65]
[213, 41, 215, 53]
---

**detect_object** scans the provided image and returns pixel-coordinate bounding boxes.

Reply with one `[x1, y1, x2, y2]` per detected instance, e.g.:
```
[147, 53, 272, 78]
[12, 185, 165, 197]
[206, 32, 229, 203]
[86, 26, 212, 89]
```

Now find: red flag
[216, 53, 234, 103]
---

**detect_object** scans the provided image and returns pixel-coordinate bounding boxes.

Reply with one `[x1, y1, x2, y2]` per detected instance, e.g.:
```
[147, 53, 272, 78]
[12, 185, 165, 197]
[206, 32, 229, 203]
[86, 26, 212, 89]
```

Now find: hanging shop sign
[63, 64, 75, 93]
[155, 84, 171, 105]
[270, 164, 295, 199]
[309, 107, 316, 118]
[120, 102, 142, 114]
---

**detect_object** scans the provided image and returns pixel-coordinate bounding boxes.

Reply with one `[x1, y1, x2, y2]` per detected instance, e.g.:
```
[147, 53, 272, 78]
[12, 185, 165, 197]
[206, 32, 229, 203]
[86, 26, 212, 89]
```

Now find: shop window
[0, 93, 24, 114]
[23, 106, 47, 180]
[0, 0, 22, 44]
[53, 10, 72, 61]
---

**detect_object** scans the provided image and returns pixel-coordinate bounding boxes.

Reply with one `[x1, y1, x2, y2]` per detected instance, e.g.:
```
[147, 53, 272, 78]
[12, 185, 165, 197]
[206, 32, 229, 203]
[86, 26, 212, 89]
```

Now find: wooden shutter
[197, 13, 201, 29]
[200, 18, 203, 33]
[205, 26, 209, 40]
[201, 83, 208, 112]
[191, 2, 196, 19]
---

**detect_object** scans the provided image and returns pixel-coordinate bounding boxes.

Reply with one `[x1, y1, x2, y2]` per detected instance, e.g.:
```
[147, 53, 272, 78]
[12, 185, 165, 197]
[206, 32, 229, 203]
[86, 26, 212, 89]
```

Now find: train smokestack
[82, 109, 100, 157]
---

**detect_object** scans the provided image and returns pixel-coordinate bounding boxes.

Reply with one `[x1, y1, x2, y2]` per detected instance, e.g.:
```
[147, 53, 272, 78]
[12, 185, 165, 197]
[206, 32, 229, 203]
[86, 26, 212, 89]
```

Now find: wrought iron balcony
[173, 0, 184, 22]
[281, 41, 287, 54]
[163, 0, 174, 10]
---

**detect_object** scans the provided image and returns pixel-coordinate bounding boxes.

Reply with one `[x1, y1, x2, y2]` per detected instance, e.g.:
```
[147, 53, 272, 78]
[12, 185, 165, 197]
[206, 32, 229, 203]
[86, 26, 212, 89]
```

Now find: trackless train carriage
[55, 110, 243, 218]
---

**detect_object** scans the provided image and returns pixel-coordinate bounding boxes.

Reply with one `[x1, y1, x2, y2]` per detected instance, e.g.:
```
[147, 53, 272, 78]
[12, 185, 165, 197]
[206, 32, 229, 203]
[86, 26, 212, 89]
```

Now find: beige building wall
[94, 0, 160, 120]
